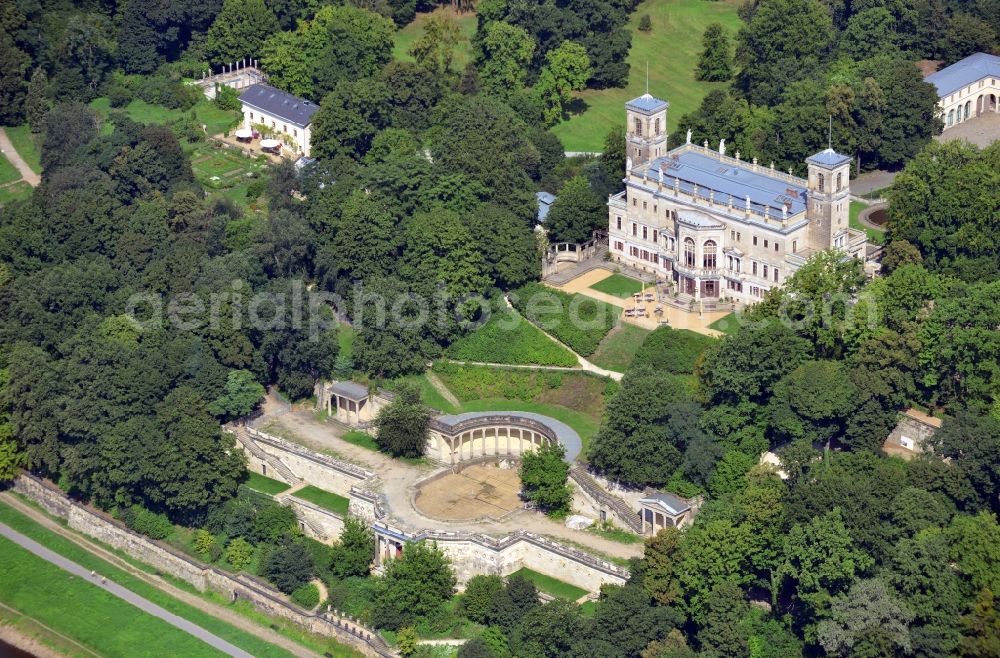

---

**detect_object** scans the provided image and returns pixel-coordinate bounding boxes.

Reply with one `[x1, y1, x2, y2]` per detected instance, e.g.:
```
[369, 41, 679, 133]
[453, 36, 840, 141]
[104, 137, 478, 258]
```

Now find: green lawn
[0, 536, 229, 657]
[340, 430, 379, 452]
[293, 486, 350, 516]
[0, 502, 297, 658]
[4, 124, 42, 173]
[589, 323, 651, 372]
[707, 311, 739, 335]
[89, 97, 240, 136]
[511, 283, 619, 357]
[589, 273, 647, 298]
[393, 7, 477, 69]
[509, 567, 589, 601]
[850, 201, 886, 245]
[588, 523, 642, 544]
[551, 0, 743, 151]
[0, 180, 32, 206]
[0, 148, 21, 185]
[387, 372, 459, 413]
[246, 471, 292, 495]
[447, 305, 578, 367]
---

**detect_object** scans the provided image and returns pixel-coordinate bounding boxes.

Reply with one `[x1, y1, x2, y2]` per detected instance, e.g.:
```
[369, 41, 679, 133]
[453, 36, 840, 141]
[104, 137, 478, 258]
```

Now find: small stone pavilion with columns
[608, 93, 868, 303]
[638, 492, 694, 534]
[316, 381, 386, 426]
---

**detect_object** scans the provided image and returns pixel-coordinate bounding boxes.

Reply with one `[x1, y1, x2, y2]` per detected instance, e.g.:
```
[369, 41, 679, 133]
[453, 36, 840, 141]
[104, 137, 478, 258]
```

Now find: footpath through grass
[0, 181, 32, 206]
[510, 567, 588, 601]
[447, 305, 578, 367]
[0, 534, 227, 657]
[293, 486, 350, 516]
[0, 501, 296, 658]
[551, 0, 743, 151]
[4, 124, 42, 173]
[589, 323, 651, 372]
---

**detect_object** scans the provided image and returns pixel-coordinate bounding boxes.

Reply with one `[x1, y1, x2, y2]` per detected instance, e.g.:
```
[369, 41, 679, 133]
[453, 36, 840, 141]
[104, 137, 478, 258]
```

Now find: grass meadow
[551, 0, 743, 151]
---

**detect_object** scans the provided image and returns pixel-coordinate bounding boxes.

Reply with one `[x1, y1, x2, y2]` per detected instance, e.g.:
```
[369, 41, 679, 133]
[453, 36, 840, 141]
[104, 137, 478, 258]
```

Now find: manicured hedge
[447, 305, 577, 367]
[509, 283, 617, 356]
[632, 326, 717, 374]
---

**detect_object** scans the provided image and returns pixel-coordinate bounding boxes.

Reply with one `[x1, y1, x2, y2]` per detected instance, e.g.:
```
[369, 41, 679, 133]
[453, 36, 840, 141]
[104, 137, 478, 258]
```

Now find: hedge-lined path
[0, 520, 255, 658]
[500, 295, 624, 381]
[0, 493, 321, 658]
[424, 371, 461, 409]
[0, 127, 41, 186]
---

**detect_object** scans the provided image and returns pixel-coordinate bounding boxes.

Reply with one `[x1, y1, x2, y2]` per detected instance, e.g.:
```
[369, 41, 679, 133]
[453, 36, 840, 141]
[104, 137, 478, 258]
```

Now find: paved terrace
[266, 407, 644, 560]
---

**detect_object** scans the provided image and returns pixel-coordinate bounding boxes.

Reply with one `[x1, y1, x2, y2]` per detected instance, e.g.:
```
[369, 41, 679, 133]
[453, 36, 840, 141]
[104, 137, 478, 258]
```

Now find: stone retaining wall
[244, 428, 372, 495]
[12, 475, 394, 658]
[284, 495, 346, 541]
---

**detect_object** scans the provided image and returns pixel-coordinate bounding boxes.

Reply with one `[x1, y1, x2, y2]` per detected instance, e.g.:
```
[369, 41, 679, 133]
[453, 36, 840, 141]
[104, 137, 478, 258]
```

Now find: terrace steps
[569, 466, 642, 534]
[234, 427, 302, 485]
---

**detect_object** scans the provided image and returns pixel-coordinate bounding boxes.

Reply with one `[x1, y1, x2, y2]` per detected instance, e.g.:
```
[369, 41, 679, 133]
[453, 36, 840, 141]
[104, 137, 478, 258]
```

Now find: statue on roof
[686, 129, 692, 145]
[719, 139, 726, 156]
[626, 157, 633, 172]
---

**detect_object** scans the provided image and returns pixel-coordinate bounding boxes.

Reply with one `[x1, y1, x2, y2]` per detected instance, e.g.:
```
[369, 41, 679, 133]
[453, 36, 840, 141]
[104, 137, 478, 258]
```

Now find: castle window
[818, 173, 825, 192]
[836, 172, 842, 191]
[774, 268, 779, 282]
[616, 217, 622, 230]
[655, 118, 662, 135]
[752, 261, 758, 275]
[753, 236, 758, 246]
[653, 230, 658, 243]
[643, 201, 647, 210]
[684, 238, 695, 267]
[764, 239, 768, 248]
[632, 223, 637, 237]
[737, 232, 741, 242]
[792, 240, 797, 253]
[730, 230, 735, 240]
[642, 226, 648, 240]
[763, 264, 769, 278]
[634, 118, 642, 136]
[632, 197, 637, 206]
[774, 243, 779, 252]
[703, 241, 717, 268]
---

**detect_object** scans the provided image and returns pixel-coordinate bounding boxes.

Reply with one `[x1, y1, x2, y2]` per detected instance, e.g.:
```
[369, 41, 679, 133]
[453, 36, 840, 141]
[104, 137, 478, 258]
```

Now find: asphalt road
[0, 522, 255, 658]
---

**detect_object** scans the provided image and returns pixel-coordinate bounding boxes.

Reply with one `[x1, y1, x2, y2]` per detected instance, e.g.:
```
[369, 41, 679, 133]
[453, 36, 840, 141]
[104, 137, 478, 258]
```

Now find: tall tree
[817, 578, 914, 657]
[0, 29, 30, 124]
[476, 21, 534, 98]
[533, 41, 592, 126]
[373, 541, 456, 629]
[410, 14, 465, 77]
[696, 23, 733, 82]
[544, 175, 605, 243]
[373, 383, 430, 458]
[24, 68, 49, 133]
[205, 0, 279, 65]
[519, 441, 572, 515]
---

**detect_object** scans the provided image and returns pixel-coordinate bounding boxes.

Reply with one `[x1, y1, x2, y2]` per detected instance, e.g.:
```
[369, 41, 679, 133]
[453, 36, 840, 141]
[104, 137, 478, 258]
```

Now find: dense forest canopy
[0, 0, 999, 656]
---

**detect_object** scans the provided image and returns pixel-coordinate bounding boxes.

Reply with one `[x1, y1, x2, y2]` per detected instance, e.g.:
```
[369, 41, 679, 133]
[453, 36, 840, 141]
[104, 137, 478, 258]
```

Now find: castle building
[607, 94, 867, 302]
[925, 52, 1000, 129]
[239, 83, 319, 156]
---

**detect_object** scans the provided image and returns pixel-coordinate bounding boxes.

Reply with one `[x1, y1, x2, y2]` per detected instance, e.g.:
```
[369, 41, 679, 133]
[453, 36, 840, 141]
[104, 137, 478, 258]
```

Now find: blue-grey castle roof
[626, 93, 669, 114]
[239, 83, 319, 128]
[806, 148, 851, 168]
[635, 149, 810, 221]
[536, 191, 556, 223]
[925, 52, 1000, 97]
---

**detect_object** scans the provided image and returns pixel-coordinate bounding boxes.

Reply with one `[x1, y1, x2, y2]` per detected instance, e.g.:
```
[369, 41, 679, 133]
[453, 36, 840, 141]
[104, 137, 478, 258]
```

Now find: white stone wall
[248, 433, 369, 495]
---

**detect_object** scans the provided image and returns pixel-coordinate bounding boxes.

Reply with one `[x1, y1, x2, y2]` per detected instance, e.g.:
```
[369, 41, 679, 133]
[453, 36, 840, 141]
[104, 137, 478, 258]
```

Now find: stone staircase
[569, 466, 642, 534]
[543, 245, 610, 285]
[235, 428, 302, 485]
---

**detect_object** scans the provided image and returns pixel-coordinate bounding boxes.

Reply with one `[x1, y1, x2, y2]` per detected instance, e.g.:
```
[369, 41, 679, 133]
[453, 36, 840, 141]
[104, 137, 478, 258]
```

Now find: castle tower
[625, 94, 669, 170]
[804, 148, 852, 251]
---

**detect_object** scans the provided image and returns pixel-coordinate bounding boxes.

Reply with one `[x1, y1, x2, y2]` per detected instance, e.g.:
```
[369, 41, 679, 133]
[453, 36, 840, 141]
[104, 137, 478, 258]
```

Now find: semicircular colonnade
[426, 411, 582, 465]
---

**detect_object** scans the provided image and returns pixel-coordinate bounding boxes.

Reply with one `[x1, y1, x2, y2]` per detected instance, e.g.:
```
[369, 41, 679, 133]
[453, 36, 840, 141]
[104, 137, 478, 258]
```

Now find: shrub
[171, 117, 203, 143]
[290, 583, 320, 609]
[123, 505, 173, 540]
[633, 326, 717, 374]
[397, 627, 419, 656]
[245, 178, 267, 200]
[215, 85, 242, 111]
[194, 529, 217, 556]
[107, 83, 133, 108]
[509, 283, 617, 356]
[262, 541, 315, 593]
[638, 14, 652, 31]
[225, 537, 255, 570]
[460, 575, 504, 624]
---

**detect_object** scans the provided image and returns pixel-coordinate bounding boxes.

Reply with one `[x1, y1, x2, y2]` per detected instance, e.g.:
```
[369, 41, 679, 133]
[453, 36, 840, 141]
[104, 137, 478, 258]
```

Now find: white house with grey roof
[608, 93, 867, 302]
[239, 83, 319, 156]
[924, 52, 1000, 129]
[638, 492, 694, 533]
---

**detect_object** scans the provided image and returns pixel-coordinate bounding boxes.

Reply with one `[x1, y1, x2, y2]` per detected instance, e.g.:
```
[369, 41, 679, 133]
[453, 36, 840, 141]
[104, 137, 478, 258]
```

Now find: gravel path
[0, 128, 40, 187]
[0, 521, 254, 658]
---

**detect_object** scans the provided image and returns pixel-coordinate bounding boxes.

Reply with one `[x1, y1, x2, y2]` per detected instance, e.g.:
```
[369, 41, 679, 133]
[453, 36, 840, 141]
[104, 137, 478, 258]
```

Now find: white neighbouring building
[238, 83, 319, 157]
[925, 52, 1000, 129]
[607, 93, 867, 303]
